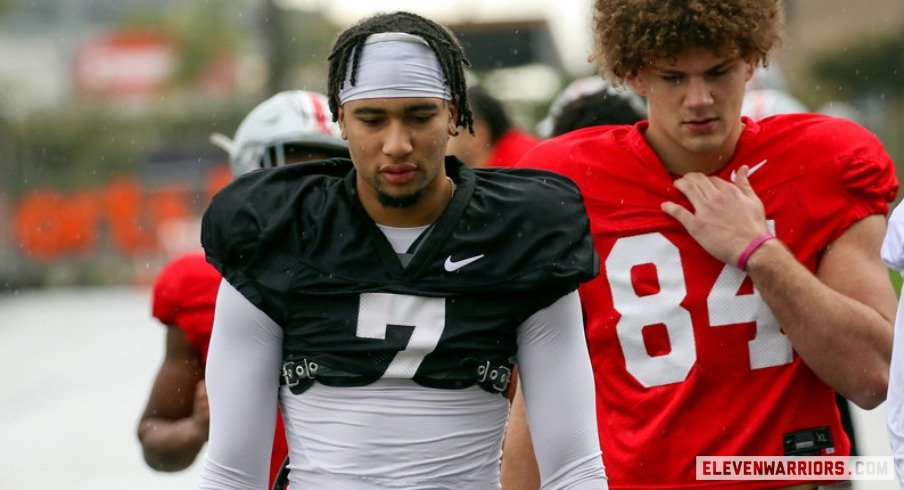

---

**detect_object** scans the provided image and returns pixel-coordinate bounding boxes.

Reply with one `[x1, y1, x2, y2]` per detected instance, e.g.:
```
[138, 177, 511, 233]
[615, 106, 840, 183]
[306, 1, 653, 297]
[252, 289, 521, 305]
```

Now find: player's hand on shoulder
[662, 166, 769, 265]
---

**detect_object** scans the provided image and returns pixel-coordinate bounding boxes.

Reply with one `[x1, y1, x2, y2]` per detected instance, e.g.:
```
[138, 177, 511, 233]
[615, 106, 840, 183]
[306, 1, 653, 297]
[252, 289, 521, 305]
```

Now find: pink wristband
[736, 232, 775, 270]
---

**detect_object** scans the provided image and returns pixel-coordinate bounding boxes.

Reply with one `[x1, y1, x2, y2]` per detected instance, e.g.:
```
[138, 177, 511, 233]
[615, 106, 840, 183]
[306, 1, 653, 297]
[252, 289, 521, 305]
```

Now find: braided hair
[327, 11, 474, 134]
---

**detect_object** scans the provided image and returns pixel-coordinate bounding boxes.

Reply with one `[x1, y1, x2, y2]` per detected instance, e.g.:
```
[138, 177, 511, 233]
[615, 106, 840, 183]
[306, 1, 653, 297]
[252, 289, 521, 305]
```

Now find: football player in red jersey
[446, 85, 540, 168]
[137, 89, 348, 487]
[504, 1, 898, 489]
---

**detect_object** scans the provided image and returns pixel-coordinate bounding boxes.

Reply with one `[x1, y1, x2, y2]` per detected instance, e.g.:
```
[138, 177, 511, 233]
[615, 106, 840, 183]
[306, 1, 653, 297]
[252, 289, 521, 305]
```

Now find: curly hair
[327, 11, 474, 133]
[593, 0, 783, 84]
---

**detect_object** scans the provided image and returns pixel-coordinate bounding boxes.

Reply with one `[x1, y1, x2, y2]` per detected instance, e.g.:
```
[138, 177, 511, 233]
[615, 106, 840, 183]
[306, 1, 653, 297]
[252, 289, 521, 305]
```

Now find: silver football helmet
[211, 90, 347, 177]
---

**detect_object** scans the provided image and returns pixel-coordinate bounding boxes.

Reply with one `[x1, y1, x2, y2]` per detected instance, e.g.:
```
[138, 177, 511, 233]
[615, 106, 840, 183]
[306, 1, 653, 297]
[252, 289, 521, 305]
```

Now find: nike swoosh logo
[730, 159, 768, 182]
[444, 254, 485, 272]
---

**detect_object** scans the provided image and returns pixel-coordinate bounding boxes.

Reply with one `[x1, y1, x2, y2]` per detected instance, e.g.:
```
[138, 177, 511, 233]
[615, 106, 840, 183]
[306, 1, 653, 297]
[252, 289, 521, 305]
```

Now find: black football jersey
[202, 156, 597, 392]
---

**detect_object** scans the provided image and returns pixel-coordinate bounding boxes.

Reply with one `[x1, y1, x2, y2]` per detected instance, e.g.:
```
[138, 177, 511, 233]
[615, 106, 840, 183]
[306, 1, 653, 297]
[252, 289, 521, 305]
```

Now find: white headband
[338, 32, 452, 104]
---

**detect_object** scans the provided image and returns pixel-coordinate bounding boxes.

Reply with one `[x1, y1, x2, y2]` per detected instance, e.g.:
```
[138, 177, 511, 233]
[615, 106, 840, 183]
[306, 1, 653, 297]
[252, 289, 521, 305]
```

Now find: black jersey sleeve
[201, 159, 353, 313]
[459, 167, 599, 303]
[203, 158, 597, 321]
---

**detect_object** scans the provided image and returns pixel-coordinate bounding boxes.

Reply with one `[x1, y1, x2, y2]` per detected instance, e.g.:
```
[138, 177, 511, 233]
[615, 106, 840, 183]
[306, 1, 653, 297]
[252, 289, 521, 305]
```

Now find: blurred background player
[446, 85, 540, 167]
[548, 83, 646, 136]
[535, 75, 646, 138]
[137, 89, 348, 487]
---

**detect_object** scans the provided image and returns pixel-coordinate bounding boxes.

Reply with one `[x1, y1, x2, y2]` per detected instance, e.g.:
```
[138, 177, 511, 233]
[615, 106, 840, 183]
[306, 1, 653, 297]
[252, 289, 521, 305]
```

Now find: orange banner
[12, 165, 231, 261]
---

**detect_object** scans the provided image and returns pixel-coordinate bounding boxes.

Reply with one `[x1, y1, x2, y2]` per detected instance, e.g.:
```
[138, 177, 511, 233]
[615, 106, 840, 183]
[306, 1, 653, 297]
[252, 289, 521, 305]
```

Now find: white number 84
[606, 230, 792, 388]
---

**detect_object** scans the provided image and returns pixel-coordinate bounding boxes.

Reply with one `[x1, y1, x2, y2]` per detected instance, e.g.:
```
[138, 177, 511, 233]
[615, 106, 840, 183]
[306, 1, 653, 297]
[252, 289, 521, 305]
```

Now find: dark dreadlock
[327, 11, 474, 134]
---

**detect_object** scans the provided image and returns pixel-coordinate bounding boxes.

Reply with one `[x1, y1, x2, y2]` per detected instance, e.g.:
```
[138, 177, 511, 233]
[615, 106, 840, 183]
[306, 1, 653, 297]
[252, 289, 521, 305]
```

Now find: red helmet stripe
[308, 91, 332, 135]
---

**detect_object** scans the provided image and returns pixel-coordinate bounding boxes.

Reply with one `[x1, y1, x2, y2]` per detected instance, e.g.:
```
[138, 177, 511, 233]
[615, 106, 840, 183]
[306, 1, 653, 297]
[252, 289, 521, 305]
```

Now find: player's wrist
[736, 231, 776, 271]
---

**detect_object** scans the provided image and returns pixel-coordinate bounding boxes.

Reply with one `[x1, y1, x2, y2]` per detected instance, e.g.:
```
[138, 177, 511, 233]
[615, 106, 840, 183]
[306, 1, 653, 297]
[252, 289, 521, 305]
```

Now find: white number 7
[356, 293, 446, 378]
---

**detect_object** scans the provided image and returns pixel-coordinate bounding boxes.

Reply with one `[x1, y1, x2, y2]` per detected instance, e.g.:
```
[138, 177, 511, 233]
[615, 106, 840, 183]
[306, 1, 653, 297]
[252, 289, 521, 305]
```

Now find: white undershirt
[200, 227, 607, 489]
[375, 223, 430, 252]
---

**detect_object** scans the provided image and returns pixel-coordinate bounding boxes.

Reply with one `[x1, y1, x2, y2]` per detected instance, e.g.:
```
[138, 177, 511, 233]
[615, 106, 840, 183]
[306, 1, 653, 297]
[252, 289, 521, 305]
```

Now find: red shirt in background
[152, 252, 289, 487]
[484, 129, 540, 168]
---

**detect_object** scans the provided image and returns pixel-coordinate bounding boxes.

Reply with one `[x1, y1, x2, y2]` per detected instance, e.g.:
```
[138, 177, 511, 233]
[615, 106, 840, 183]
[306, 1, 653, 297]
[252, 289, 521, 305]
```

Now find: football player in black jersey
[199, 11, 608, 490]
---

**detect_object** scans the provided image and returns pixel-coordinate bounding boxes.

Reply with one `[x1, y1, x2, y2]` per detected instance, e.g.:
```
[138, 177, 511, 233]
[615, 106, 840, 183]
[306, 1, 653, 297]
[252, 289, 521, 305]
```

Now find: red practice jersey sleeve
[151, 252, 222, 362]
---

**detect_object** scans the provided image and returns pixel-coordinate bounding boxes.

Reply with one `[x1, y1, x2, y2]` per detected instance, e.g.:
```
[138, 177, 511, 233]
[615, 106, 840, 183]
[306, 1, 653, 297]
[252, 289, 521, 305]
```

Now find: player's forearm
[746, 239, 892, 408]
[501, 384, 540, 490]
[138, 417, 207, 471]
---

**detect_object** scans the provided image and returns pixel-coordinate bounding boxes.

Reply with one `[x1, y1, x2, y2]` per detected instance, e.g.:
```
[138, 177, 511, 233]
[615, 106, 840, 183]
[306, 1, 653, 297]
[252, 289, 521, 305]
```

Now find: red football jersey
[517, 114, 897, 489]
[484, 129, 541, 168]
[151, 251, 289, 486]
[152, 252, 221, 360]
